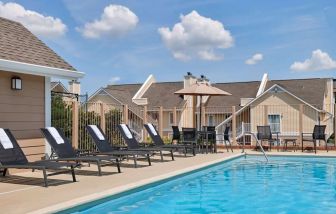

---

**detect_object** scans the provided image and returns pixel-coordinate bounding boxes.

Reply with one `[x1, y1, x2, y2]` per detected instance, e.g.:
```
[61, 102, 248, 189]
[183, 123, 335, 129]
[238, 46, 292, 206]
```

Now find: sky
[0, 0, 336, 95]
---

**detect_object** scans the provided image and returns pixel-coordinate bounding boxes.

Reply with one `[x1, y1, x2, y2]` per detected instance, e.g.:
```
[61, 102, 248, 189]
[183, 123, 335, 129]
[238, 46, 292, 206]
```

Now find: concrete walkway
[0, 152, 241, 214]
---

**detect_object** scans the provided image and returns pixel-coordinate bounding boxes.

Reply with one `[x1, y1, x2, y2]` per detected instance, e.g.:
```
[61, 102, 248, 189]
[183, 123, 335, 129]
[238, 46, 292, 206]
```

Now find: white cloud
[290, 49, 336, 71]
[78, 4, 138, 39]
[245, 53, 263, 65]
[109, 76, 121, 84]
[0, 2, 67, 38]
[158, 10, 234, 61]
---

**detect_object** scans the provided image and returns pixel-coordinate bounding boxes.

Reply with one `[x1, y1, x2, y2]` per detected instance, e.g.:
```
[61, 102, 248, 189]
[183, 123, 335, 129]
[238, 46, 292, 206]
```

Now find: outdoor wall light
[11, 76, 22, 90]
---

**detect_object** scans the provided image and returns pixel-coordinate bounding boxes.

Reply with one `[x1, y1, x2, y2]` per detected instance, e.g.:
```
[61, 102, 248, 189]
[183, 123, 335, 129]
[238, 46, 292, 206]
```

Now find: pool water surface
[62, 156, 336, 214]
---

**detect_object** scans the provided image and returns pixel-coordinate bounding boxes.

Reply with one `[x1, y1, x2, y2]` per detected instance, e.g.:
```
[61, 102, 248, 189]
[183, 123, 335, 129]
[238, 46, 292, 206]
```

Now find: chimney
[197, 74, 209, 84]
[184, 72, 197, 88]
[69, 80, 81, 95]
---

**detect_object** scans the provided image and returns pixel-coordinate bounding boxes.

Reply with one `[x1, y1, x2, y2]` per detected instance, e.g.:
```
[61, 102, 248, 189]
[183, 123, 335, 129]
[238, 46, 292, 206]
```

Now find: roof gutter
[0, 58, 84, 80]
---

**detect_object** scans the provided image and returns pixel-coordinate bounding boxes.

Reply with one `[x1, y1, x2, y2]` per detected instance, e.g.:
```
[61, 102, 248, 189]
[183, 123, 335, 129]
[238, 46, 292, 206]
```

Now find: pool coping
[28, 153, 244, 214]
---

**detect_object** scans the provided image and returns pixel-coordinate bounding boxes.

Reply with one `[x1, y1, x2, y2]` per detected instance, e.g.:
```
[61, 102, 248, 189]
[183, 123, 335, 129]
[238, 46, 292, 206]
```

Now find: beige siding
[0, 70, 45, 161]
[250, 92, 322, 136]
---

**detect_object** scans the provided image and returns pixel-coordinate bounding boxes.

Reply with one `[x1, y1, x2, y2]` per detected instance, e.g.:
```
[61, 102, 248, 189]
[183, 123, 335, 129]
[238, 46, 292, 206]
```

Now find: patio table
[282, 138, 297, 152]
[197, 130, 217, 154]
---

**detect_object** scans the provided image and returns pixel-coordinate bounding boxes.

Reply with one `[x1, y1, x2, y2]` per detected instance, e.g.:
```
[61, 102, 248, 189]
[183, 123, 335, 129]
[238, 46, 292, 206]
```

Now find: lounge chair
[86, 125, 152, 167]
[117, 124, 174, 161]
[144, 123, 195, 156]
[0, 128, 76, 187]
[41, 127, 121, 176]
[257, 126, 277, 151]
[301, 125, 327, 153]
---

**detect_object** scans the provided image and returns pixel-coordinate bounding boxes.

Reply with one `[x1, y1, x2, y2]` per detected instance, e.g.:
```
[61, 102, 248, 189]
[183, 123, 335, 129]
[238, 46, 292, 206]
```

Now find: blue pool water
[63, 156, 336, 214]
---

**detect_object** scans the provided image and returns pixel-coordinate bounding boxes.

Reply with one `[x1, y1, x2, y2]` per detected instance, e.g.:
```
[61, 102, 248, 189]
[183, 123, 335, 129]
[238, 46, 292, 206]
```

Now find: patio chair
[86, 125, 152, 167]
[117, 124, 174, 161]
[41, 127, 121, 176]
[181, 128, 198, 152]
[257, 126, 277, 151]
[144, 123, 195, 156]
[301, 125, 327, 154]
[202, 126, 217, 153]
[171, 126, 181, 144]
[0, 128, 76, 187]
[216, 126, 233, 152]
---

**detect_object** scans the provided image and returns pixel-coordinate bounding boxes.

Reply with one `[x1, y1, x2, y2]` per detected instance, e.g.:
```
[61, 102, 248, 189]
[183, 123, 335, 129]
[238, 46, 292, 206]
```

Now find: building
[0, 17, 84, 161]
[89, 73, 334, 143]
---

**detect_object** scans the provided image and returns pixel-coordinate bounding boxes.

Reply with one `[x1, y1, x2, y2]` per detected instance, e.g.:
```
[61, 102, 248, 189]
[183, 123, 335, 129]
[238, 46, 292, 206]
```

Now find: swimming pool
[61, 155, 336, 213]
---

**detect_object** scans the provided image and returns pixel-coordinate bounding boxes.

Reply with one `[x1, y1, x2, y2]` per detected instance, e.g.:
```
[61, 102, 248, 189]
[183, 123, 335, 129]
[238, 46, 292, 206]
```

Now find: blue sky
[1, 0, 336, 94]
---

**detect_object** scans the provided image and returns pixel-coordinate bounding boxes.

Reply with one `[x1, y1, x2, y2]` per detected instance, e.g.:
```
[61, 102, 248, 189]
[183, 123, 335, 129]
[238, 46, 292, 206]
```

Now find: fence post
[173, 107, 177, 126]
[264, 105, 268, 125]
[100, 103, 106, 133]
[72, 101, 79, 149]
[143, 105, 148, 139]
[159, 106, 163, 136]
[232, 106, 237, 145]
[123, 104, 129, 125]
[299, 104, 303, 147]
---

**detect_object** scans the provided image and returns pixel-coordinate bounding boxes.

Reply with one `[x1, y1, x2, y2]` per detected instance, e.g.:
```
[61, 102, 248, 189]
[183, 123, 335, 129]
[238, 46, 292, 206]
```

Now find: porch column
[299, 104, 303, 147]
[44, 77, 52, 156]
[264, 105, 268, 125]
[143, 105, 148, 139]
[123, 104, 129, 125]
[159, 106, 163, 136]
[202, 103, 206, 127]
[232, 106, 237, 145]
[173, 107, 177, 126]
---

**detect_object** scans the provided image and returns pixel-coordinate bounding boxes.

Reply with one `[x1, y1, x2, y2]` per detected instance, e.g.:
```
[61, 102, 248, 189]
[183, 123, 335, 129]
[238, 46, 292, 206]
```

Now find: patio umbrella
[174, 81, 231, 130]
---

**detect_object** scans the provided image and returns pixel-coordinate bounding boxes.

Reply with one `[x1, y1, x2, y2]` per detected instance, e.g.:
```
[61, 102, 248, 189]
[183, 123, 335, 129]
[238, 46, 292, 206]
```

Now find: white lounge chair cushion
[0, 128, 13, 149]
[47, 127, 64, 144]
[120, 124, 133, 139]
[89, 125, 105, 140]
[148, 123, 158, 136]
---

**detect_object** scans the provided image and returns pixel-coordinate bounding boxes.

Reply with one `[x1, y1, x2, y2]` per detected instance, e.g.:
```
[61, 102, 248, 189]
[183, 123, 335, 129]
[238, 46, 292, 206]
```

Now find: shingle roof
[0, 17, 75, 71]
[104, 84, 142, 111]
[266, 78, 328, 107]
[100, 78, 329, 111]
[143, 82, 186, 109]
[208, 81, 260, 107]
[208, 78, 329, 108]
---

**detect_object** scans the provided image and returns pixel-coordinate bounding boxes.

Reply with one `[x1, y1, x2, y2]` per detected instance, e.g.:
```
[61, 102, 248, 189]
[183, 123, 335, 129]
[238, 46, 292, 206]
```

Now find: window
[169, 112, 174, 125]
[268, 114, 281, 133]
[208, 115, 214, 126]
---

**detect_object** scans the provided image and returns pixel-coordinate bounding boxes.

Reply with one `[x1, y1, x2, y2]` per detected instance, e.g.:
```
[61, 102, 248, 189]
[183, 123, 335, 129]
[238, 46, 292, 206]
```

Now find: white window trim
[208, 115, 214, 126]
[168, 112, 174, 126]
[268, 114, 282, 133]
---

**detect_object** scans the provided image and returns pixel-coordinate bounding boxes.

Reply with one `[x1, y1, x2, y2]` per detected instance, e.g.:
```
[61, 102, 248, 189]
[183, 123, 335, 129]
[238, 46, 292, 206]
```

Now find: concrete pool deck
[1, 150, 336, 214]
[0, 152, 242, 214]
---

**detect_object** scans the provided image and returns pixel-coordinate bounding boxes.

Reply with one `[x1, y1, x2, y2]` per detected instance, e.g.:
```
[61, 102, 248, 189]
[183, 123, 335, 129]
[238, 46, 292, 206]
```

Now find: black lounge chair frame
[0, 129, 76, 187]
[41, 128, 121, 176]
[117, 124, 174, 161]
[86, 125, 152, 168]
[144, 124, 195, 156]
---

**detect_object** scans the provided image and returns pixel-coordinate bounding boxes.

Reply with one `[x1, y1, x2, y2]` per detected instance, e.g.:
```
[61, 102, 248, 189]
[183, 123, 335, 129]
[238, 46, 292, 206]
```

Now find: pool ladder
[241, 132, 269, 162]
